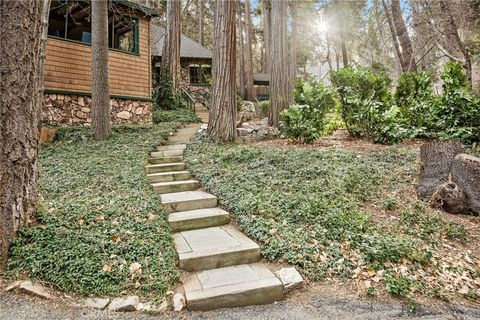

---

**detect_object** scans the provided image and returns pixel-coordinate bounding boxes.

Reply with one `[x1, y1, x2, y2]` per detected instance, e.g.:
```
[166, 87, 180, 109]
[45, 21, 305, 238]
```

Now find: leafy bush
[280, 105, 324, 143]
[236, 94, 244, 111]
[293, 79, 337, 112]
[323, 111, 345, 135]
[434, 61, 480, 144]
[330, 66, 402, 144]
[394, 71, 436, 134]
[280, 81, 337, 143]
[259, 100, 269, 117]
[153, 108, 201, 124]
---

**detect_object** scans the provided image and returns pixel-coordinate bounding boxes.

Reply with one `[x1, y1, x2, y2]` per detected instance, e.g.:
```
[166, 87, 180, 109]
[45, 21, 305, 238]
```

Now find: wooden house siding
[44, 17, 151, 99]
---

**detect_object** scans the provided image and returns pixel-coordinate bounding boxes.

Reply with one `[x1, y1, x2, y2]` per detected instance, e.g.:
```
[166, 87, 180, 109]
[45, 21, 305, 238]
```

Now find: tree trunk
[37, 0, 51, 131]
[326, 35, 333, 71]
[341, 39, 348, 67]
[289, 1, 297, 98]
[269, 0, 289, 127]
[417, 140, 464, 199]
[207, 0, 237, 141]
[438, 0, 473, 88]
[450, 154, 480, 214]
[0, 0, 43, 270]
[382, 0, 404, 72]
[391, 0, 416, 71]
[237, 1, 246, 99]
[162, 0, 182, 92]
[91, 0, 111, 140]
[262, 0, 271, 73]
[197, 0, 204, 45]
[244, 0, 255, 101]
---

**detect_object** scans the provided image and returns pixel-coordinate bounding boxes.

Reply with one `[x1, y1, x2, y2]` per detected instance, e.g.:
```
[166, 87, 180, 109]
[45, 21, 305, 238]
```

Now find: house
[42, 0, 158, 126]
[253, 73, 270, 101]
[150, 23, 213, 98]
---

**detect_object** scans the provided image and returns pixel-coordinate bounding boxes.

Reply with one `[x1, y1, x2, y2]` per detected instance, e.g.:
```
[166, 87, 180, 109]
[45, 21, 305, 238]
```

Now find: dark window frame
[47, 1, 140, 55]
[189, 64, 211, 86]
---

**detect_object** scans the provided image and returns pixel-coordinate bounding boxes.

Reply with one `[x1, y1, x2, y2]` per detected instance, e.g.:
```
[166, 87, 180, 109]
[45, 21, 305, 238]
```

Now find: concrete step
[184, 263, 284, 311]
[169, 207, 230, 232]
[173, 225, 260, 272]
[147, 171, 192, 183]
[152, 180, 199, 194]
[151, 149, 184, 158]
[161, 191, 217, 213]
[157, 144, 186, 151]
[145, 163, 186, 174]
[148, 155, 183, 164]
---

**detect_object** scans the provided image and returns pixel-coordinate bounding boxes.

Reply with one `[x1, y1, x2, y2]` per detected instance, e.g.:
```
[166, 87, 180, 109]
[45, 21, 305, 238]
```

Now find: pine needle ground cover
[185, 137, 480, 304]
[7, 125, 181, 298]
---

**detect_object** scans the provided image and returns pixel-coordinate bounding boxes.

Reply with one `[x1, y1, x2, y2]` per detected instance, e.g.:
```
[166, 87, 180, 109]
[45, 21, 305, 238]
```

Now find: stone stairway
[145, 123, 284, 311]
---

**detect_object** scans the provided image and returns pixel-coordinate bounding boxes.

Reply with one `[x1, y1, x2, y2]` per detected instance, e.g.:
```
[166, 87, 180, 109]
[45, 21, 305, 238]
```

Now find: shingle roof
[150, 23, 213, 59]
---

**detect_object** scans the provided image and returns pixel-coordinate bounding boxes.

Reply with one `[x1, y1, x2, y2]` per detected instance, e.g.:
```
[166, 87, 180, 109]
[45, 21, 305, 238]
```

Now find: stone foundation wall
[42, 93, 152, 126]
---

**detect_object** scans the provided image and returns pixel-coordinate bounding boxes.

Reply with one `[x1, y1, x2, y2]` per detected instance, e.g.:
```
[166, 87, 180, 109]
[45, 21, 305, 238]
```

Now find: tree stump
[450, 154, 480, 214]
[417, 140, 480, 215]
[417, 140, 463, 199]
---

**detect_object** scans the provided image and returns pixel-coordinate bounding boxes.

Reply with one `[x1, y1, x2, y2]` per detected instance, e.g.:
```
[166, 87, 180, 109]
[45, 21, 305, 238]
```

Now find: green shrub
[293, 79, 337, 112]
[434, 61, 480, 144]
[281, 80, 337, 143]
[280, 105, 324, 143]
[394, 71, 436, 134]
[153, 71, 176, 111]
[331, 66, 402, 144]
[152, 108, 201, 124]
[259, 100, 269, 117]
[236, 94, 244, 111]
[323, 111, 345, 135]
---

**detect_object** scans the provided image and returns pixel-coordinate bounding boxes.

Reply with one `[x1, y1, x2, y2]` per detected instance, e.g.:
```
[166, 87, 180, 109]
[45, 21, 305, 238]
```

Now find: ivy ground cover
[185, 136, 480, 304]
[7, 125, 181, 298]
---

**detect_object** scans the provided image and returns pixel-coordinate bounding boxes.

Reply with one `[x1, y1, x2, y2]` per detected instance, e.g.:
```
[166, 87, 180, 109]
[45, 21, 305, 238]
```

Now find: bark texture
[197, 0, 204, 45]
[0, 0, 43, 270]
[449, 154, 480, 214]
[262, 0, 271, 73]
[438, 0, 473, 88]
[289, 1, 297, 98]
[207, 0, 237, 141]
[244, 0, 255, 101]
[417, 140, 480, 215]
[269, 0, 289, 127]
[390, 0, 416, 71]
[237, 1, 246, 99]
[162, 0, 182, 91]
[91, 0, 111, 140]
[418, 140, 463, 199]
[37, 0, 51, 131]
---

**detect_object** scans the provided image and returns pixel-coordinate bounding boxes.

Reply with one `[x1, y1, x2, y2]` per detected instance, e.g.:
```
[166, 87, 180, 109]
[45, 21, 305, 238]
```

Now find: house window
[189, 64, 211, 85]
[47, 0, 139, 54]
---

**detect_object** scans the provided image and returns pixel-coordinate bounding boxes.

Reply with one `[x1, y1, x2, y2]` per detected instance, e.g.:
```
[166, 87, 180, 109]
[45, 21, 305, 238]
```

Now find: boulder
[19, 280, 52, 299]
[173, 293, 185, 311]
[83, 297, 110, 310]
[117, 111, 131, 120]
[138, 300, 168, 314]
[241, 101, 256, 113]
[237, 128, 250, 137]
[108, 296, 139, 312]
[275, 267, 304, 293]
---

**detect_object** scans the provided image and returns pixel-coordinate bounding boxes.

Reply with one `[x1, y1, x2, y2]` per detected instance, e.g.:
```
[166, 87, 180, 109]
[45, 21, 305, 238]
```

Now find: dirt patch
[250, 129, 432, 153]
